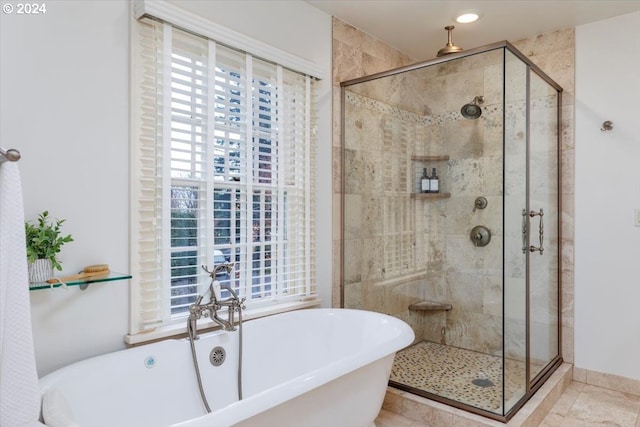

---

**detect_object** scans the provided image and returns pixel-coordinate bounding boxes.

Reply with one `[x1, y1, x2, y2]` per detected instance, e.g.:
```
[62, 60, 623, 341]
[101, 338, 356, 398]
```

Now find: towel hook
[0, 147, 21, 163]
[601, 121, 613, 132]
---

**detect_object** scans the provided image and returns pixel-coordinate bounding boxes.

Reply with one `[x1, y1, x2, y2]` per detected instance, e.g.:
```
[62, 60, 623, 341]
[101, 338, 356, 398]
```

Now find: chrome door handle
[528, 209, 544, 254]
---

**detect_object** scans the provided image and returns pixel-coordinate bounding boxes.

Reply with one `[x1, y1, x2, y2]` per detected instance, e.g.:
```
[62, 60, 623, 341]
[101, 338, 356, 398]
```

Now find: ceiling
[305, 1, 640, 60]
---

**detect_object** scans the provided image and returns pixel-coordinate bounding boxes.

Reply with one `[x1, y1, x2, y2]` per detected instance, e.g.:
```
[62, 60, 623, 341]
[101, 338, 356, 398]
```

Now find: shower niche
[410, 155, 450, 199]
[340, 41, 561, 421]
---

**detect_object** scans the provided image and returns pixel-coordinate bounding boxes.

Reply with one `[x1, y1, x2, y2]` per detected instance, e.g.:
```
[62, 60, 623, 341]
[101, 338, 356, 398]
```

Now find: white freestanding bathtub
[38, 308, 414, 427]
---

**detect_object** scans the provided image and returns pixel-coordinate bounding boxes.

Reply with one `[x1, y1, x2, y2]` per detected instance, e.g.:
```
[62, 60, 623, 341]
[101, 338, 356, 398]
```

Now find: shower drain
[210, 346, 226, 366]
[471, 378, 495, 388]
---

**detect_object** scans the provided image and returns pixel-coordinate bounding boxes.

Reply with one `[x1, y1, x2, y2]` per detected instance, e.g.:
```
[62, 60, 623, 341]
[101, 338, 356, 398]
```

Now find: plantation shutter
[130, 17, 317, 335]
[130, 18, 165, 330]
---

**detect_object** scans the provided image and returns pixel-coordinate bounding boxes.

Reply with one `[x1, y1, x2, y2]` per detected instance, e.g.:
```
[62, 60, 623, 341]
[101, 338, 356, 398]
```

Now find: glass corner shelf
[29, 271, 132, 291]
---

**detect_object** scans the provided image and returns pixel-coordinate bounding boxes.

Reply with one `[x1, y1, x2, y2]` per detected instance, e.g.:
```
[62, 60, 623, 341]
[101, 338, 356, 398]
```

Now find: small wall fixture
[472, 196, 488, 212]
[601, 120, 613, 131]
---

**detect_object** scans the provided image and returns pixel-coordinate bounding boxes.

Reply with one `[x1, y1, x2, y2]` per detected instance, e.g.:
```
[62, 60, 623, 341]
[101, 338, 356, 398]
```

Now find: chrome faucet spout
[211, 311, 236, 331]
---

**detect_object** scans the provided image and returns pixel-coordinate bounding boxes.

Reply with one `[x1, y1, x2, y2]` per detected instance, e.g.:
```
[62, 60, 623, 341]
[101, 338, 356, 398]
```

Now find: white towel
[42, 389, 80, 427]
[0, 162, 40, 427]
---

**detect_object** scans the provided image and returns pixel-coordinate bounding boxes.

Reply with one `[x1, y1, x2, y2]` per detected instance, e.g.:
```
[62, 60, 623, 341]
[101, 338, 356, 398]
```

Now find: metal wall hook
[0, 147, 21, 163]
[601, 121, 613, 132]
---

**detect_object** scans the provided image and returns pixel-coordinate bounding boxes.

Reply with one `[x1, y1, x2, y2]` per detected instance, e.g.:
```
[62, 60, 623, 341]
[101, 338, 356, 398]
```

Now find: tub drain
[472, 378, 495, 387]
[210, 346, 226, 366]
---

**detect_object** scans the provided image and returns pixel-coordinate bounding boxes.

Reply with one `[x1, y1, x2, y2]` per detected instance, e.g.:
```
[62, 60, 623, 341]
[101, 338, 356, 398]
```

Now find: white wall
[575, 11, 640, 381]
[0, 0, 332, 376]
[1, 0, 131, 377]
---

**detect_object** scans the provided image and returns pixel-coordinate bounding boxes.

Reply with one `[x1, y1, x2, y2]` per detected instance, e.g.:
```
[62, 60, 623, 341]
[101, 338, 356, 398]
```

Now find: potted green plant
[25, 210, 73, 284]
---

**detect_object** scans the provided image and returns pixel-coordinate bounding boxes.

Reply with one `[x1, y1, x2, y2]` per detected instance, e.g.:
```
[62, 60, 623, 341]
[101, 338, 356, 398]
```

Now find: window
[130, 17, 317, 335]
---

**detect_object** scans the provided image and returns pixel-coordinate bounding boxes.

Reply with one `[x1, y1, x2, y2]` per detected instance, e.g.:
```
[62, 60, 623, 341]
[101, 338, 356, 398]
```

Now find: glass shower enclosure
[340, 41, 562, 421]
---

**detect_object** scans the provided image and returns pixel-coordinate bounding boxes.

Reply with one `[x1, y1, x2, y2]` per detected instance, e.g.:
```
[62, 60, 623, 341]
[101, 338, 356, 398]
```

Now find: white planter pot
[28, 258, 53, 284]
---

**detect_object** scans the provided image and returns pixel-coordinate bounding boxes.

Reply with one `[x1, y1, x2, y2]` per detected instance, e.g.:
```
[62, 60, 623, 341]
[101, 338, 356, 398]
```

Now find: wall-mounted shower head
[461, 96, 485, 119]
[436, 26, 463, 57]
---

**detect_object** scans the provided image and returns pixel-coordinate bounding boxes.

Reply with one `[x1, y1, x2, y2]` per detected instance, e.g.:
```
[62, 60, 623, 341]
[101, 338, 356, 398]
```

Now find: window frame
[128, 2, 321, 342]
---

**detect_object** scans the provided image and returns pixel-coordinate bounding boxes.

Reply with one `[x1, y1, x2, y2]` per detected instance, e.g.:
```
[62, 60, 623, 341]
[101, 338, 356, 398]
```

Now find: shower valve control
[473, 197, 488, 212]
[470, 225, 491, 247]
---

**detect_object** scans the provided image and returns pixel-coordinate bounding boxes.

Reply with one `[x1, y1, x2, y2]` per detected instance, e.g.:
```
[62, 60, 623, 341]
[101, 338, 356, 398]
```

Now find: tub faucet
[187, 262, 245, 339]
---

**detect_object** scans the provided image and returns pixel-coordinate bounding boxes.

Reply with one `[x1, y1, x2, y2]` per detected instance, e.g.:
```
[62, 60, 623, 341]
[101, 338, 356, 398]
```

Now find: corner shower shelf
[29, 271, 132, 291]
[410, 155, 450, 162]
[411, 192, 451, 200]
[409, 300, 453, 312]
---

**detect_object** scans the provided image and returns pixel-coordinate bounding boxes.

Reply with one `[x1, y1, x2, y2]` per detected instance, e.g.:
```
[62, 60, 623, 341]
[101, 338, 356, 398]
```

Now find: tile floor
[539, 381, 640, 427]
[376, 381, 640, 427]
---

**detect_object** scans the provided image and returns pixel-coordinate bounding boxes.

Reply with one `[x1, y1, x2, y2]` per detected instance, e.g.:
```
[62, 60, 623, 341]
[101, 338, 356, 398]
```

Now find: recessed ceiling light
[456, 10, 480, 24]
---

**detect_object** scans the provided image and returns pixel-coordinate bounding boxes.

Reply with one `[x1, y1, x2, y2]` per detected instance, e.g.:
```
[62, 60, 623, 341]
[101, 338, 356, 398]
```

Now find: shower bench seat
[408, 301, 452, 312]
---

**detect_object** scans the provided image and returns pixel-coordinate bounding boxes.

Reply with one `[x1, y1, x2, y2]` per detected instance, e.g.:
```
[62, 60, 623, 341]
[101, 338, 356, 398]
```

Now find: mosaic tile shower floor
[390, 341, 537, 414]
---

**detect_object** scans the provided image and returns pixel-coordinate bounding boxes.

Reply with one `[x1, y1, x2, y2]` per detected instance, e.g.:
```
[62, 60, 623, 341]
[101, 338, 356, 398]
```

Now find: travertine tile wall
[332, 17, 415, 309]
[332, 18, 575, 364]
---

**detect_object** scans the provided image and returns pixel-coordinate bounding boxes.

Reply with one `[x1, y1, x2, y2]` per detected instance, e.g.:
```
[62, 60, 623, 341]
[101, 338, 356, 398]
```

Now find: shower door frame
[339, 41, 564, 422]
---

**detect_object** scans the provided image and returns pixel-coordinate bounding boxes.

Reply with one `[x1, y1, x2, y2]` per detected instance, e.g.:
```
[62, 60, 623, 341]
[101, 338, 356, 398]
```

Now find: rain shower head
[436, 26, 463, 57]
[461, 96, 485, 119]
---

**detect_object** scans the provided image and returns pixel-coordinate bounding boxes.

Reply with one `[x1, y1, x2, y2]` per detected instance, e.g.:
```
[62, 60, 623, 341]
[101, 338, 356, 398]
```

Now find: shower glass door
[528, 72, 560, 382]
[503, 51, 561, 413]
[503, 49, 528, 414]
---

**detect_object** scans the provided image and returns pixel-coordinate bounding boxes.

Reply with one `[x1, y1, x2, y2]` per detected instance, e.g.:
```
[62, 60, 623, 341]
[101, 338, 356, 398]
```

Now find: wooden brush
[46, 264, 110, 284]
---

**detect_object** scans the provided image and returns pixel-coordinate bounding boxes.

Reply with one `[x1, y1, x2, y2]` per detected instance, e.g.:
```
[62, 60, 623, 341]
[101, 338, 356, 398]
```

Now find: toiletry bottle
[430, 167, 439, 193]
[421, 168, 429, 193]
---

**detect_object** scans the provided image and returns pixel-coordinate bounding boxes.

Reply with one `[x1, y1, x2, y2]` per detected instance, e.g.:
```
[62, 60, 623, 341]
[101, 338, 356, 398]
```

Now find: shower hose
[187, 305, 244, 413]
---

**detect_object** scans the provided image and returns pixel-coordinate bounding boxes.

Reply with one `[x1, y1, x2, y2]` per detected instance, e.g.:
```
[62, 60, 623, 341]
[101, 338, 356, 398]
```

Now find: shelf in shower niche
[409, 301, 453, 312]
[411, 155, 450, 162]
[29, 271, 132, 291]
[411, 192, 451, 200]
